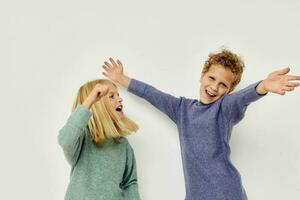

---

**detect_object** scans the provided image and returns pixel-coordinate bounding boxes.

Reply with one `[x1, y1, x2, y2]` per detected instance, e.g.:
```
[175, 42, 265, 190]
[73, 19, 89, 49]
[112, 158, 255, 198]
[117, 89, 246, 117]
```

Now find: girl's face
[107, 85, 124, 117]
[199, 64, 235, 104]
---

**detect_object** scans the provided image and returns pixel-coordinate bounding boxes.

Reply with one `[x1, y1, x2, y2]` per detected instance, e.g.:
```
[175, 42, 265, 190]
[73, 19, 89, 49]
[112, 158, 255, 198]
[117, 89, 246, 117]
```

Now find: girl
[58, 79, 140, 200]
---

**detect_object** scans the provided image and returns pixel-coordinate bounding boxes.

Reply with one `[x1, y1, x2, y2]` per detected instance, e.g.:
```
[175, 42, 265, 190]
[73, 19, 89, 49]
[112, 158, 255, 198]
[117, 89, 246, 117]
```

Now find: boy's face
[199, 64, 235, 104]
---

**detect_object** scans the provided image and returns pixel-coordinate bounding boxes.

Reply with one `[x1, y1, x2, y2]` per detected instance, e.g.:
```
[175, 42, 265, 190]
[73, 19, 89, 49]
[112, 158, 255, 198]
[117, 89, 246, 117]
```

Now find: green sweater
[58, 105, 140, 200]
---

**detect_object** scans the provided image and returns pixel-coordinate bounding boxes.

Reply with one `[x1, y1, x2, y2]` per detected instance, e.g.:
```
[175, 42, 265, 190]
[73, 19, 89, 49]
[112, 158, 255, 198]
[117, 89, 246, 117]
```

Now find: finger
[284, 87, 295, 92]
[286, 82, 300, 87]
[102, 65, 110, 71]
[286, 75, 300, 81]
[109, 58, 117, 67]
[278, 90, 286, 95]
[117, 59, 123, 67]
[276, 67, 290, 75]
[104, 61, 113, 68]
[102, 72, 108, 77]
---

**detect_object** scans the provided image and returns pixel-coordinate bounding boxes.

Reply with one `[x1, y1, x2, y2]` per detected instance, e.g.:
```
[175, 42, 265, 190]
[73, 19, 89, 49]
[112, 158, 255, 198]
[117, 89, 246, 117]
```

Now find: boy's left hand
[257, 67, 300, 95]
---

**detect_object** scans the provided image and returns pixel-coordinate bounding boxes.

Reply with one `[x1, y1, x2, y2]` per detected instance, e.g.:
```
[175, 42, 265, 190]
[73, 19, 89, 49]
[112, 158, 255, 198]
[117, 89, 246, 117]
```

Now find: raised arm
[58, 84, 109, 166]
[102, 58, 182, 123]
[58, 106, 91, 166]
[222, 67, 300, 125]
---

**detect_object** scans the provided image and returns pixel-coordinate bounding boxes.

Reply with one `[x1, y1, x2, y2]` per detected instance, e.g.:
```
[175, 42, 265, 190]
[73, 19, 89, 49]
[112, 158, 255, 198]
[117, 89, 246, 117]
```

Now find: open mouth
[205, 89, 217, 98]
[115, 105, 123, 112]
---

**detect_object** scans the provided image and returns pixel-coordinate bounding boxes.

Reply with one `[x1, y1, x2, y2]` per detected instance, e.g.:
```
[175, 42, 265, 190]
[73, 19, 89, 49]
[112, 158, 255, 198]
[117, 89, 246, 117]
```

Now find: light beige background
[1, 0, 299, 199]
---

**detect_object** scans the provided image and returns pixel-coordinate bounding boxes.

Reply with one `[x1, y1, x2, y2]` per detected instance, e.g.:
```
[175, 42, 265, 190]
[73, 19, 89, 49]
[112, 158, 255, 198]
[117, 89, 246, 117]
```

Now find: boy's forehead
[205, 64, 235, 83]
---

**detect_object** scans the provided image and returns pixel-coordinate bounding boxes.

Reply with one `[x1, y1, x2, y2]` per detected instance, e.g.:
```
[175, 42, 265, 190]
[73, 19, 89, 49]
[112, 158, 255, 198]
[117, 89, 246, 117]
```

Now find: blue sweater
[128, 79, 264, 200]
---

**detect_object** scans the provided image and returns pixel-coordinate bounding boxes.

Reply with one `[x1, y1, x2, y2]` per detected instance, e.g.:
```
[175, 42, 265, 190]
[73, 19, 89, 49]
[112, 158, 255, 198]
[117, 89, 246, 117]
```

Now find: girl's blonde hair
[72, 79, 138, 145]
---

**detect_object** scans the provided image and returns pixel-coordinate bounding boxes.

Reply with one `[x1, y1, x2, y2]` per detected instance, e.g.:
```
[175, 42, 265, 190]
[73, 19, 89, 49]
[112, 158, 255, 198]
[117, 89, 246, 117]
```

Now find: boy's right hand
[102, 58, 132, 89]
[82, 84, 109, 109]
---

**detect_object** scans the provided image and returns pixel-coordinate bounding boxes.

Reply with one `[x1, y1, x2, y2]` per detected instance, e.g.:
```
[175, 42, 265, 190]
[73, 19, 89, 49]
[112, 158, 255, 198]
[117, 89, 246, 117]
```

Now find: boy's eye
[209, 76, 215, 80]
[221, 83, 228, 88]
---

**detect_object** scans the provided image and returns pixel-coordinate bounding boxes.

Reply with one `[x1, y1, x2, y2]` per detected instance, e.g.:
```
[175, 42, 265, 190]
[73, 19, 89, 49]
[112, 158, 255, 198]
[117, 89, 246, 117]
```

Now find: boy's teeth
[207, 91, 216, 97]
[206, 91, 216, 97]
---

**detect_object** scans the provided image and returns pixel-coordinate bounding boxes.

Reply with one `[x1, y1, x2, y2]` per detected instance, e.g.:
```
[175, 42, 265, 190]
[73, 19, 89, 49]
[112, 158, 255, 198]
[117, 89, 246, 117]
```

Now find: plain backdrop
[1, 0, 300, 199]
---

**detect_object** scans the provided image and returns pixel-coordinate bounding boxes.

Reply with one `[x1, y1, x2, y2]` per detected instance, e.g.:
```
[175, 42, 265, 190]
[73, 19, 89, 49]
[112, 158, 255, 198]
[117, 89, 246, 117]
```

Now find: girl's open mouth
[115, 105, 123, 112]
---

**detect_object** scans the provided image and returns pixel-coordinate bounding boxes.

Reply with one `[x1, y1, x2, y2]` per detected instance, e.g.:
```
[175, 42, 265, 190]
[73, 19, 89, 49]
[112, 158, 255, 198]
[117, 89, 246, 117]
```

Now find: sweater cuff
[235, 81, 266, 104]
[251, 80, 268, 99]
[254, 80, 268, 96]
[128, 79, 147, 98]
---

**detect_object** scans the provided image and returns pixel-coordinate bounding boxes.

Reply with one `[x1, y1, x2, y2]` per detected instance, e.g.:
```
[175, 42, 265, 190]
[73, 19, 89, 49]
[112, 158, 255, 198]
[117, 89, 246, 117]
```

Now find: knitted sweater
[58, 105, 140, 200]
[128, 79, 264, 200]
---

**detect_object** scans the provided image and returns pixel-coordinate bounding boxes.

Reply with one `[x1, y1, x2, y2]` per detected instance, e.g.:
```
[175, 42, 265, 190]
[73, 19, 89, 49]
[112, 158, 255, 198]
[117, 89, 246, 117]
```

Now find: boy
[102, 49, 300, 200]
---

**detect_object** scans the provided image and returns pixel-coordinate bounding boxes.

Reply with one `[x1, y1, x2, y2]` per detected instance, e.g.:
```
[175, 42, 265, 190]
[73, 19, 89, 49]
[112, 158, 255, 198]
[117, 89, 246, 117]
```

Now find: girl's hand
[82, 84, 109, 109]
[256, 67, 300, 95]
[102, 58, 124, 82]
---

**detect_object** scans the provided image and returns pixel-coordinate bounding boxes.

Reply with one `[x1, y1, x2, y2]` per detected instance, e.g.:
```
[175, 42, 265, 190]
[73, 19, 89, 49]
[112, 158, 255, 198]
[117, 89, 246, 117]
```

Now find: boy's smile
[200, 64, 235, 104]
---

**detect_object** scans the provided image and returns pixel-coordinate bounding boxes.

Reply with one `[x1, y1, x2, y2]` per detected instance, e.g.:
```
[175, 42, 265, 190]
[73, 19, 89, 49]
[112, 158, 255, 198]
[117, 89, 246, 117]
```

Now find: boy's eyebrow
[218, 79, 231, 87]
[221, 81, 228, 85]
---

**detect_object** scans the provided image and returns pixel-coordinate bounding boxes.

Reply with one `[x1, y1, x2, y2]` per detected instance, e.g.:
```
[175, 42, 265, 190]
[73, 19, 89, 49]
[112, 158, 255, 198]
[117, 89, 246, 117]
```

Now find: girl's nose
[118, 97, 123, 103]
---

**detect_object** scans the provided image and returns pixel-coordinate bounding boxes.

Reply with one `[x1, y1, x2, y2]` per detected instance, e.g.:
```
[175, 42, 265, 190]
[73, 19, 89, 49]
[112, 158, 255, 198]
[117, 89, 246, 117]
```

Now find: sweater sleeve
[128, 79, 182, 123]
[221, 81, 266, 125]
[121, 142, 141, 200]
[57, 105, 92, 166]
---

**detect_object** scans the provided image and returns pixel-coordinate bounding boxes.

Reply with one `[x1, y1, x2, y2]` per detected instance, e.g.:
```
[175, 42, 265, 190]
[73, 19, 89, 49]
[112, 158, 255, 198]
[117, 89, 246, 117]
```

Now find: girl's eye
[209, 76, 215, 80]
[109, 95, 114, 99]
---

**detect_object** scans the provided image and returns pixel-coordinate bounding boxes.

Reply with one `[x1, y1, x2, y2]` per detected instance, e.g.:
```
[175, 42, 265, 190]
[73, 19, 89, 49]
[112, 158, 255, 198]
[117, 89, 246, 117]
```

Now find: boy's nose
[211, 83, 218, 91]
[118, 97, 123, 102]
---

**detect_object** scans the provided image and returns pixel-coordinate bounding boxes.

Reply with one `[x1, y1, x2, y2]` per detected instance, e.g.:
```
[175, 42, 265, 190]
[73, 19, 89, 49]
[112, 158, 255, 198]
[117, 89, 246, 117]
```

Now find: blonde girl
[58, 79, 140, 200]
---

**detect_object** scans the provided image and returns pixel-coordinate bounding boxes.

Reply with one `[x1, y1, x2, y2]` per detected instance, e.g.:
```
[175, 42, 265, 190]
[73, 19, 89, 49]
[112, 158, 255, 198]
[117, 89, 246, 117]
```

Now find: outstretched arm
[256, 67, 300, 95]
[223, 67, 300, 125]
[102, 58, 182, 123]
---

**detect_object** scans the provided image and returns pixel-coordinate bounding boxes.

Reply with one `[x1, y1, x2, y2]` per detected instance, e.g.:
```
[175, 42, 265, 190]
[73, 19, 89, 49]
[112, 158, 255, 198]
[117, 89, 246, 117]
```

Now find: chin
[117, 112, 125, 118]
[200, 96, 219, 105]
